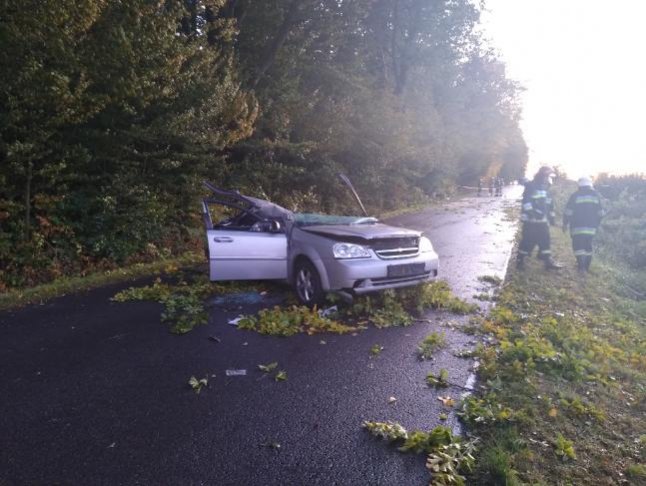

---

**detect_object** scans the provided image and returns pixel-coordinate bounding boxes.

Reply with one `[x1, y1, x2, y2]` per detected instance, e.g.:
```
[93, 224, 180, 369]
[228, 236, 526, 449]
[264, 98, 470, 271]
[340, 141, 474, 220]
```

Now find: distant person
[517, 166, 562, 270]
[488, 177, 494, 196]
[477, 178, 483, 196]
[495, 177, 503, 197]
[562, 177, 603, 272]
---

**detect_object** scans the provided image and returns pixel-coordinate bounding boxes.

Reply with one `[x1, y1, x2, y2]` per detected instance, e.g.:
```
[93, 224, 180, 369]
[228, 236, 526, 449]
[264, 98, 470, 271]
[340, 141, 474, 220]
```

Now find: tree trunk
[390, 0, 400, 91]
[392, 0, 422, 96]
[222, 0, 249, 25]
[251, 0, 302, 88]
[370, 0, 391, 88]
[24, 160, 32, 241]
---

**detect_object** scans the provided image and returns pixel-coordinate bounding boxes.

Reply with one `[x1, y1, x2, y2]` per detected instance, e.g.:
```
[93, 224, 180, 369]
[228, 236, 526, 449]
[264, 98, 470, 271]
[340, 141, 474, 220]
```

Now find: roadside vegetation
[462, 178, 646, 484]
[0, 252, 202, 311]
[0, 0, 527, 293]
[358, 177, 645, 484]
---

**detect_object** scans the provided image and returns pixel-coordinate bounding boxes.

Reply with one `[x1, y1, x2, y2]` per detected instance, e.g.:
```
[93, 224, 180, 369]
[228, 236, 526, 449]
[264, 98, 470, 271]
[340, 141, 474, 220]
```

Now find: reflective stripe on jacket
[563, 187, 603, 231]
[521, 180, 554, 223]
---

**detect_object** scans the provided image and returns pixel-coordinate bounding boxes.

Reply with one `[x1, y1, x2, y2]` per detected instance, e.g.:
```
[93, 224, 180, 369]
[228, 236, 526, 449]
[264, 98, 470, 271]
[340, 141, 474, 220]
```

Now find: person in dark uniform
[562, 177, 603, 272]
[495, 177, 503, 196]
[517, 166, 562, 270]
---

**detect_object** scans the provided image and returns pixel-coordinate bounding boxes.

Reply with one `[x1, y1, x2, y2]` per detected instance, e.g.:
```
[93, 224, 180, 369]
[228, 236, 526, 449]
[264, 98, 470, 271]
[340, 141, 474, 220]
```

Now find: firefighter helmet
[577, 177, 593, 187]
[537, 166, 555, 177]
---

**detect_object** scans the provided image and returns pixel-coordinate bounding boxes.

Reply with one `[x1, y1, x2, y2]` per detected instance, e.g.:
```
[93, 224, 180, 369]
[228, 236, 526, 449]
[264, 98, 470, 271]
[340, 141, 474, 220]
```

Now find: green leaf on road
[275, 370, 288, 382]
[188, 375, 208, 394]
[258, 362, 278, 373]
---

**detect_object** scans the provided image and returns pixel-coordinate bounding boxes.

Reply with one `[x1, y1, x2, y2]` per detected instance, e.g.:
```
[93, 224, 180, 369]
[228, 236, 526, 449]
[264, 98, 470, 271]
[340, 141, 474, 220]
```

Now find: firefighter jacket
[521, 180, 555, 224]
[563, 187, 603, 235]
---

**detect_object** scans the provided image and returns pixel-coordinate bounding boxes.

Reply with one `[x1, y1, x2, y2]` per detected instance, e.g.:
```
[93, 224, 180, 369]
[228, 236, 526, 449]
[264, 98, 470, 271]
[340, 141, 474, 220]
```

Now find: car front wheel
[294, 259, 325, 307]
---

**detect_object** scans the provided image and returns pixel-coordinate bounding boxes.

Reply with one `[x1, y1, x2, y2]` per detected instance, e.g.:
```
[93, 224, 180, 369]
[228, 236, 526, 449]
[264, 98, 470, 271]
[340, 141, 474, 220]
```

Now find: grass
[0, 251, 204, 311]
[478, 275, 503, 286]
[465, 189, 646, 484]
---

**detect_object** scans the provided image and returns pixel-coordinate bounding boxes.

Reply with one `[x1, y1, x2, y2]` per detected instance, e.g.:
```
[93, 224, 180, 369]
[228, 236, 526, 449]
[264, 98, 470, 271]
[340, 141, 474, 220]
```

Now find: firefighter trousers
[572, 234, 594, 270]
[518, 222, 551, 259]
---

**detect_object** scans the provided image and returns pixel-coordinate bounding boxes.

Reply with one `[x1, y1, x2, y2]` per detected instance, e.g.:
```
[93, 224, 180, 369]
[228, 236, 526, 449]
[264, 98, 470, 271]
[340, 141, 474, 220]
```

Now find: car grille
[370, 273, 432, 286]
[371, 237, 420, 259]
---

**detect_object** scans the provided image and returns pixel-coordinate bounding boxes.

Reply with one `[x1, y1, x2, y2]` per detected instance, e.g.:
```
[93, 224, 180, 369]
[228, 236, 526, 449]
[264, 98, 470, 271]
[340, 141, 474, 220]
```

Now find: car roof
[203, 181, 293, 222]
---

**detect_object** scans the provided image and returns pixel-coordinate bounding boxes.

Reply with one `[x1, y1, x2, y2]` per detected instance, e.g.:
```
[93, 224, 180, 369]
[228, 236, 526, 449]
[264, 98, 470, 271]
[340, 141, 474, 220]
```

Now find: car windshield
[294, 213, 378, 227]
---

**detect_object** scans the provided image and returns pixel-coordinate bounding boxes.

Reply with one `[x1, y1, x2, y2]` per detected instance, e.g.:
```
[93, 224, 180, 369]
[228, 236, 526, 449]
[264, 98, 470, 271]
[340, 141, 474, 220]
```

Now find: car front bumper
[321, 251, 439, 294]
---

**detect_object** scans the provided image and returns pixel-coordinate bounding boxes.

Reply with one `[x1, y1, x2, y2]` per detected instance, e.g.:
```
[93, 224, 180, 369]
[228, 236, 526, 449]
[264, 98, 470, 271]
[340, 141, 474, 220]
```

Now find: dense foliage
[226, 0, 527, 211]
[0, 0, 527, 289]
[595, 174, 646, 269]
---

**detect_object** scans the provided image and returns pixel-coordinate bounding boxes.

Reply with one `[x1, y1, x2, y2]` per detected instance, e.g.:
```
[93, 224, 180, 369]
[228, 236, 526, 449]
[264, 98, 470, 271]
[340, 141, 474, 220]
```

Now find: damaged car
[202, 177, 439, 306]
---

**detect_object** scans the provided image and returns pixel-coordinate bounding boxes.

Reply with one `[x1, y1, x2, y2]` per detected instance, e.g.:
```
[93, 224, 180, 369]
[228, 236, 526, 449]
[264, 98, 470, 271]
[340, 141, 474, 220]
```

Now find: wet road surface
[389, 186, 522, 303]
[0, 187, 521, 485]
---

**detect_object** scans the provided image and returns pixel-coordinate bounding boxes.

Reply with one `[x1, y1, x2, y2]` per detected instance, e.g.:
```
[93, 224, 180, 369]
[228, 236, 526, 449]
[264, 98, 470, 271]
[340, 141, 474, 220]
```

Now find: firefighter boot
[516, 254, 526, 270]
[576, 256, 586, 273]
[584, 255, 592, 272]
[544, 257, 563, 270]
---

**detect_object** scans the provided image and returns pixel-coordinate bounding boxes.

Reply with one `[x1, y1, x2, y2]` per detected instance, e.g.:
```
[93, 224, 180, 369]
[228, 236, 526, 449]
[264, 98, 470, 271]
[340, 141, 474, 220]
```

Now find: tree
[0, 0, 255, 286]
[0, 0, 528, 288]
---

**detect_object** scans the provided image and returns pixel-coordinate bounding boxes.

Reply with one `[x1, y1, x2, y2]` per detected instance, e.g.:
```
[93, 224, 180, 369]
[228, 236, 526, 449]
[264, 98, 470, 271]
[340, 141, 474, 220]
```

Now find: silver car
[202, 180, 439, 306]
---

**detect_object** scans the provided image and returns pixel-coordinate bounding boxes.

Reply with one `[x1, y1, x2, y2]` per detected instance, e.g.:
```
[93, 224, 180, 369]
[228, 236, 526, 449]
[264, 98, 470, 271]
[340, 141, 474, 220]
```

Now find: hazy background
[482, 0, 646, 177]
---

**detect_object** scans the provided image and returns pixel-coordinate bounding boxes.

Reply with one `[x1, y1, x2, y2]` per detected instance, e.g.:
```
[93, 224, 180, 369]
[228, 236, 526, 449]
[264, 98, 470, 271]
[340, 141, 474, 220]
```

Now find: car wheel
[294, 259, 324, 307]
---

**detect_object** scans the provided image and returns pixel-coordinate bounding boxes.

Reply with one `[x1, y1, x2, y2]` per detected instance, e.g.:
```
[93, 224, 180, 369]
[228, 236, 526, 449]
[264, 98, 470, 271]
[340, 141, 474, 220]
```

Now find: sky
[481, 0, 646, 177]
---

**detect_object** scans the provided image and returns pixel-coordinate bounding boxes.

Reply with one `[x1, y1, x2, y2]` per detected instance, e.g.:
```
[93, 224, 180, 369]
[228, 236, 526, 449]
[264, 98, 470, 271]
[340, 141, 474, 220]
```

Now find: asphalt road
[0, 187, 521, 486]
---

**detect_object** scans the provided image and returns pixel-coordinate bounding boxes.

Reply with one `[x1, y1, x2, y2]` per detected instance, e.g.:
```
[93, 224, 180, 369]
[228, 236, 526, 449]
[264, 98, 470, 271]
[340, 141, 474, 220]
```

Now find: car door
[202, 200, 288, 281]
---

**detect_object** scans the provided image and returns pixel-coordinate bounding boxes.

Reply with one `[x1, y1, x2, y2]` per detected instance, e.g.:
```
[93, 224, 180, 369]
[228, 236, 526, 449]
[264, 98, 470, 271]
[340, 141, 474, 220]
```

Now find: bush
[595, 174, 646, 268]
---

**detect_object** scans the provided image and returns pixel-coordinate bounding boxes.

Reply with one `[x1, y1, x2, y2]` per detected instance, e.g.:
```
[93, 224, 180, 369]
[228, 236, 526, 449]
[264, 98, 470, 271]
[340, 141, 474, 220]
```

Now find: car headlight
[419, 236, 434, 253]
[333, 242, 371, 259]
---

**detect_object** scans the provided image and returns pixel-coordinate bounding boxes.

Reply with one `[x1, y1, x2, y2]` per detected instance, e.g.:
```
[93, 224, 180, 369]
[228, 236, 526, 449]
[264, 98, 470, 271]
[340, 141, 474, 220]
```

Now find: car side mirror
[270, 221, 282, 233]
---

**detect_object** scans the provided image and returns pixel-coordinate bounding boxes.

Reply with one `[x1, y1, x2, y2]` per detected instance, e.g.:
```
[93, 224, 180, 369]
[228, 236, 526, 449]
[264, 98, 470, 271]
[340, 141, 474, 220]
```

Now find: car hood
[300, 223, 421, 240]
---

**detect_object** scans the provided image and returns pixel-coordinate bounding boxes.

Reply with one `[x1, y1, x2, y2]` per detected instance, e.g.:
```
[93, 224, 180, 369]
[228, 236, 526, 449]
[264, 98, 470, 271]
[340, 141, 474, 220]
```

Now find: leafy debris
[426, 368, 449, 388]
[188, 375, 208, 394]
[275, 370, 288, 382]
[418, 332, 447, 360]
[363, 421, 477, 485]
[258, 362, 278, 373]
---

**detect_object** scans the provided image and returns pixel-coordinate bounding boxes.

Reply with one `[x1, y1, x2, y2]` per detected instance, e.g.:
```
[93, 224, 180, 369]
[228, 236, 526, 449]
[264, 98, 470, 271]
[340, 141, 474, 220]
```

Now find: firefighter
[495, 177, 503, 197]
[517, 166, 562, 270]
[562, 177, 603, 272]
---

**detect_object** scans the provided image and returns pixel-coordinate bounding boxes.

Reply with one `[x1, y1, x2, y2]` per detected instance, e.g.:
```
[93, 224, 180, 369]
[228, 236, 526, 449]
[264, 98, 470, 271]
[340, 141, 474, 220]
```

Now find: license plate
[387, 263, 426, 278]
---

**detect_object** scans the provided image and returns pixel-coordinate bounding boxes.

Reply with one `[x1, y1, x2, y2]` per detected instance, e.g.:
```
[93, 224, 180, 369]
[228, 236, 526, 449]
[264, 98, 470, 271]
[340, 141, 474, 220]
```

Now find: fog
[483, 0, 646, 177]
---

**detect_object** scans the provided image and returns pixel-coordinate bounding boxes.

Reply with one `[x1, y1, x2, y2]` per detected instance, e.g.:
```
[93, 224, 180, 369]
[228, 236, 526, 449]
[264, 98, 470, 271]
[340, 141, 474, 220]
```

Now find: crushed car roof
[204, 181, 293, 222]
